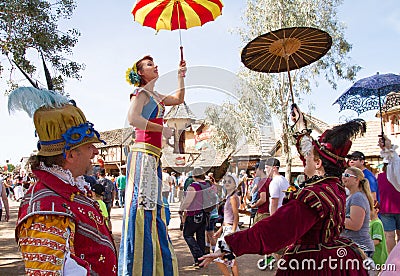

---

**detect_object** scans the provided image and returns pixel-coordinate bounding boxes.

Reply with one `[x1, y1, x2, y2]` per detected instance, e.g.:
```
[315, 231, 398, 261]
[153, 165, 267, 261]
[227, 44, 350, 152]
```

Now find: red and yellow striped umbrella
[132, 0, 223, 30]
[132, 0, 224, 60]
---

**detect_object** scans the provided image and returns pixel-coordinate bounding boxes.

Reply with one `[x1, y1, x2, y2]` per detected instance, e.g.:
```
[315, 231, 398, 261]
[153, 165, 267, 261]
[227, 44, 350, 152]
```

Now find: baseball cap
[192, 167, 205, 177]
[265, 158, 280, 167]
[91, 184, 105, 197]
[346, 151, 365, 160]
[255, 160, 266, 169]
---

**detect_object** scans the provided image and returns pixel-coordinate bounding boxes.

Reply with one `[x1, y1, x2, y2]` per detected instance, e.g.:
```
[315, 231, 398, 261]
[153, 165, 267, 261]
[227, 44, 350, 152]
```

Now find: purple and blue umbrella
[333, 73, 400, 136]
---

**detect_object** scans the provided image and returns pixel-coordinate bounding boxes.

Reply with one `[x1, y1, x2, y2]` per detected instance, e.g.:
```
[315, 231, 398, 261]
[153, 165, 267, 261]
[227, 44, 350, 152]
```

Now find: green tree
[0, 0, 83, 93]
[205, 102, 261, 153]
[234, 0, 361, 178]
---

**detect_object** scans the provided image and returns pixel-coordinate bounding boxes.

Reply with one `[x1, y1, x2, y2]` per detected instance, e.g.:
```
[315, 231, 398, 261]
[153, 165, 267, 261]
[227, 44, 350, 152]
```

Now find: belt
[131, 142, 161, 158]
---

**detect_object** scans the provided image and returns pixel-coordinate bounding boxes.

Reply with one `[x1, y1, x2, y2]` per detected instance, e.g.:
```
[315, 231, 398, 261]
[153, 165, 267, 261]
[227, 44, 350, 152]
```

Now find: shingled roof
[95, 128, 134, 149]
[164, 101, 197, 120]
[348, 120, 381, 157]
[161, 145, 231, 169]
[304, 114, 331, 133]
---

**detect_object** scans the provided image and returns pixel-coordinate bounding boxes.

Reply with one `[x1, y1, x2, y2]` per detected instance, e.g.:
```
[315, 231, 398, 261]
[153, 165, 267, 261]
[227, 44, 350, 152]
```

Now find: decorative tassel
[8, 87, 70, 117]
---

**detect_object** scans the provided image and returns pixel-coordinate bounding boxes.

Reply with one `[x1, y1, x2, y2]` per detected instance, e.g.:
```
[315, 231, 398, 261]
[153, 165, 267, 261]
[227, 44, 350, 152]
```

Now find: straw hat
[8, 87, 104, 157]
[33, 104, 104, 156]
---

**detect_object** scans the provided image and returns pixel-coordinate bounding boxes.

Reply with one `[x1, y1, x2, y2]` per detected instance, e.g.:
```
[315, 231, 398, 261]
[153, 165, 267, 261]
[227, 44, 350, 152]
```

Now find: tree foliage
[205, 101, 262, 153]
[0, 0, 83, 93]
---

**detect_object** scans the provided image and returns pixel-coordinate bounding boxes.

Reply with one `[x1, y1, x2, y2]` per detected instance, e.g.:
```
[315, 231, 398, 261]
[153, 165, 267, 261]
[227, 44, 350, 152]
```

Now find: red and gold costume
[225, 119, 369, 275]
[16, 170, 117, 276]
[226, 176, 367, 275]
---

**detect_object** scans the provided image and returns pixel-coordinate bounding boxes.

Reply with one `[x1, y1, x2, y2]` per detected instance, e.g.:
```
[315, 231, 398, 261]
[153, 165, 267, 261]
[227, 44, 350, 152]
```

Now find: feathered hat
[295, 119, 367, 169]
[8, 55, 105, 157]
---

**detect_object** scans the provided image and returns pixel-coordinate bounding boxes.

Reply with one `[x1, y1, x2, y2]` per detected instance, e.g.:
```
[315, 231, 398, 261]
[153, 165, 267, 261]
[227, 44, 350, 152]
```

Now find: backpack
[98, 178, 114, 204]
[197, 181, 219, 213]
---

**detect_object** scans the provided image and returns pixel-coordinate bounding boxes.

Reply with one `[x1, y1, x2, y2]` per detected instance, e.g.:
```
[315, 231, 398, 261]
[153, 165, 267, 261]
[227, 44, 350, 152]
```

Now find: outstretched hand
[198, 252, 225, 267]
[290, 103, 306, 131]
[179, 60, 187, 77]
[378, 134, 391, 150]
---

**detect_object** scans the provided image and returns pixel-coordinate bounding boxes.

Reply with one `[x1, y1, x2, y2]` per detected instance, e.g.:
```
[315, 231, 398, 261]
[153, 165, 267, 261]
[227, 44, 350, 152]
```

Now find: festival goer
[377, 134, 400, 254]
[199, 105, 369, 275]
[213, 173, 240, 276]
[370, 200, 388, 266]
[379, 134, 400, 275]
[91, 183, 111, 231]
[238, 170, 248, 209]
[97, 168, 116, 217]
[341, 166, 374, 257]
[347, 150, 379, 201]
[9, 87, 117, 275]
[177, 172, 186, 202]
[116, 168, 126, 208]
[184, 171, 195, 191]
[162, 168, 172, 201]
[205, 173, 219, 254]
[169, 171, 177, 203]
[0, 181, 10, 222]
[119, 55, 186, 276]
[264, 158, 289, 215]
[249, 160, 271, 224]
[180, 167, 209, 268]
[4, 175, 14, 200]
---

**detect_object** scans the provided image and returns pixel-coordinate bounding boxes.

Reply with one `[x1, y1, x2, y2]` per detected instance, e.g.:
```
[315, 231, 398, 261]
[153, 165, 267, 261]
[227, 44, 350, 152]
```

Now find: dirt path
[0, 199, 275, 275]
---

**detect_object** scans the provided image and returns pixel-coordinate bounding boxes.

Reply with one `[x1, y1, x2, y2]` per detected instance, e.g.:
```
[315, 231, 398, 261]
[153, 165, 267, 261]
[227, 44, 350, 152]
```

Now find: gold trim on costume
[314, 140, 346, 161]
[131, 142, 161, 158]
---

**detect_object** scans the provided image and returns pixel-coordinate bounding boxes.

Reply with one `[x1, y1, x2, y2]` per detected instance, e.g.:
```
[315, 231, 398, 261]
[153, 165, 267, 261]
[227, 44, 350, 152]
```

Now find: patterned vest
[16, 170, 117, 275]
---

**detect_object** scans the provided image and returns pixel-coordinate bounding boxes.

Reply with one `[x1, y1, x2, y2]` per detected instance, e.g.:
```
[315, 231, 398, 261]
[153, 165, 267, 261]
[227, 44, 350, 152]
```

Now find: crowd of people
[2, 54, 400, 276]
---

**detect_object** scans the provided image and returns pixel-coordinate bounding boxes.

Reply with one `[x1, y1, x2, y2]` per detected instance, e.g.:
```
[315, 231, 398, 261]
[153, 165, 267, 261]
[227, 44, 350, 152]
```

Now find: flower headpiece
[126, 63, 141, 87]
[125, 55, 153, 87]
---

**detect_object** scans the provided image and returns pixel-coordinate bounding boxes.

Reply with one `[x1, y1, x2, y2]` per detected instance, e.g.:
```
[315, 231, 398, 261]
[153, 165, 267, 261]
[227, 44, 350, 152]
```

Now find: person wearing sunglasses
[341, 166, 375, 258]
[347, 151, 379, 202]
[213, 173, 240, 276]
[199, 104, 369, 275]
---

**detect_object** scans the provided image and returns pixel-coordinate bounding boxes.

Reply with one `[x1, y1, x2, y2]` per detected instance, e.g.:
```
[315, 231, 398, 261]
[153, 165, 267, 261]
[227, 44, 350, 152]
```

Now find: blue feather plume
[8, 87, 70, 117]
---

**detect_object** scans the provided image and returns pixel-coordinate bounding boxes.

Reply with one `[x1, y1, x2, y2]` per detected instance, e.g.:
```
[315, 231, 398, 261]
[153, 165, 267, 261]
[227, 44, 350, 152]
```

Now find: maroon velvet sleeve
[225, 199, 320, 256]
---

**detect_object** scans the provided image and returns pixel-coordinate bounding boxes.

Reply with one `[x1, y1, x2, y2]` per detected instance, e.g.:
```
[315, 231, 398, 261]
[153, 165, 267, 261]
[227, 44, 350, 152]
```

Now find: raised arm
[162, 60, 186, 106]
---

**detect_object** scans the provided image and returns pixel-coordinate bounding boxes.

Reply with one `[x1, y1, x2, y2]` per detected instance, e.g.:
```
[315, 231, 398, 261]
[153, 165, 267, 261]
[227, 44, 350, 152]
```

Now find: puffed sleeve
[381, 145, 400, 192]
[16, 214, 89, 275]
[225, 199, 320, 256]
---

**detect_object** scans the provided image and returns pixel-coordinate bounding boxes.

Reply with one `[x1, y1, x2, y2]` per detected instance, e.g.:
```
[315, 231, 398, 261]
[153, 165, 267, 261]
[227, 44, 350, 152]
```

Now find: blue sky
[1, 0, 399, 165]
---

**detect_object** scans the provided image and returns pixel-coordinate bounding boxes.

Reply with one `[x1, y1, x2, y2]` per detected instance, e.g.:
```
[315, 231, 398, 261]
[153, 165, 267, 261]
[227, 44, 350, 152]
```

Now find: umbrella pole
[378, 89, 386, 145]
[176, 2, 184, 62]
[285, 56, 295, 105]
[176, 3, 186, 77]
